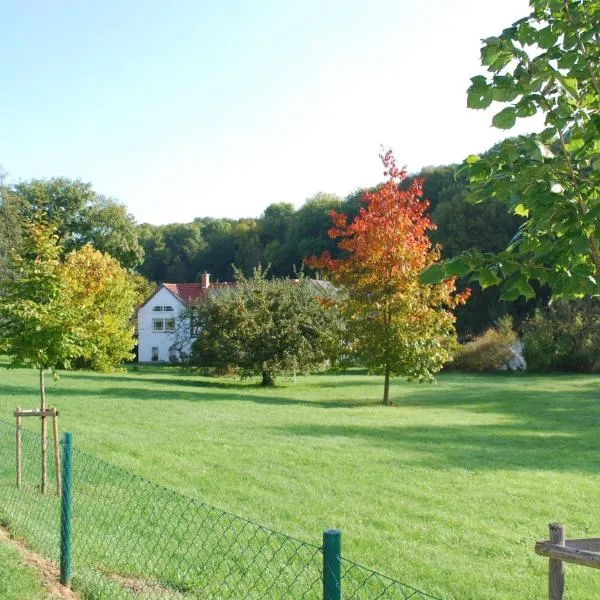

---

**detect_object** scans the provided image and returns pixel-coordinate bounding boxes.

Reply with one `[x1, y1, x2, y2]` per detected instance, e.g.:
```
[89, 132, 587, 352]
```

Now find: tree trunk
[383, 365, 391, 405]
[40, 368, 47, 495]
[261, 370, 274, 387]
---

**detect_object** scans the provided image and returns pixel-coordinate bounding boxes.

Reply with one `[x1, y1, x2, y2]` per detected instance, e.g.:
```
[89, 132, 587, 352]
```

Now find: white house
[137, 273, 333, 363]
[137, 273, 233, 363]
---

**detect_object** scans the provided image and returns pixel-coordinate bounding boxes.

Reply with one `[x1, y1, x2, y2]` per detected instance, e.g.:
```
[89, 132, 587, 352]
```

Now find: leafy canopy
[60, 244, 137, 371]
[424, 0, 600, 300]
[0, 222, 137, 375]
[0, 222, 82, 371]
[188, 267, 344, 386]
[307, 150, 468, 404]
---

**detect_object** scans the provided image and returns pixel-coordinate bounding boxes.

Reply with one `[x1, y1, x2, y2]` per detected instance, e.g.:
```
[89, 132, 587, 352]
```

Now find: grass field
[1, 359, 599, 599]
[0, 541, 48, 599]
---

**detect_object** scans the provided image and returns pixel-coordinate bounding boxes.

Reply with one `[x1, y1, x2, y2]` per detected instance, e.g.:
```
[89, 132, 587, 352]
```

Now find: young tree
[188, 267, 343, 386]
[425, 0, 600, 300]
[0, 222, 81, 493]
[306, 151, 468, 405]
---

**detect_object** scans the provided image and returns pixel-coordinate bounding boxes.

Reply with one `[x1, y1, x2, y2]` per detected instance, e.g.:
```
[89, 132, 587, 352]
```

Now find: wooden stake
[53, 410, 61, 497]
[16, 406, 21, 489]
[549, 523, 565, 600]
[40, 368, 47, 495]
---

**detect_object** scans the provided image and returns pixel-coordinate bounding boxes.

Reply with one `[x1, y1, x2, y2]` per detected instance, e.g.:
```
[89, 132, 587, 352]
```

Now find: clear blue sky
[0, 0, 537, 225]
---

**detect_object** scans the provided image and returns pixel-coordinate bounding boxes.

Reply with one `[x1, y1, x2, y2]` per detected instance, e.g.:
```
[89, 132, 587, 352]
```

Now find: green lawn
[0, 541, 48, 599]
[1, 360, 599, 599]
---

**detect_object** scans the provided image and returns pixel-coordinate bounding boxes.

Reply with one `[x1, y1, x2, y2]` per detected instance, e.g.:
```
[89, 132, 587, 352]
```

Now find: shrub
[522, 300, 600, 372]
[451, 316, 517, 371]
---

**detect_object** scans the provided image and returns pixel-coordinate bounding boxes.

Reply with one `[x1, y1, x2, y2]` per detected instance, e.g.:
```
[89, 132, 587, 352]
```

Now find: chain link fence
[0, 419, 442, 599]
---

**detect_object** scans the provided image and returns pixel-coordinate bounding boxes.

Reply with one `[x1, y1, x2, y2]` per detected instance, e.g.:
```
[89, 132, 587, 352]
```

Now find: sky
[0, 0, 539, 225]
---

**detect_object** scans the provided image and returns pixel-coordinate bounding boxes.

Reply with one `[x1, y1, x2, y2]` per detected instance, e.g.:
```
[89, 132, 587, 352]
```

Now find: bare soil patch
[0, 526, 80, 600]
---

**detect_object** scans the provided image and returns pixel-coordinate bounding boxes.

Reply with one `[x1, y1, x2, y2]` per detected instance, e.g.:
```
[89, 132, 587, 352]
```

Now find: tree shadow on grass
[270, 421, 600, 473]
[0, 382, 370, 410]
[65, 371, 254, 390]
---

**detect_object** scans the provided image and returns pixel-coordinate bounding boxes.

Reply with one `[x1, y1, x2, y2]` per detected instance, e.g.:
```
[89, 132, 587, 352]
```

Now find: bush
[522, 300, 600, 372]
[451, 316, 517, 371]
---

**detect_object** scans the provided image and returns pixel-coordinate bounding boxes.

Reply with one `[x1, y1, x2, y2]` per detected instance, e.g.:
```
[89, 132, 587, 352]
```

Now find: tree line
[0, 156, 544, 338]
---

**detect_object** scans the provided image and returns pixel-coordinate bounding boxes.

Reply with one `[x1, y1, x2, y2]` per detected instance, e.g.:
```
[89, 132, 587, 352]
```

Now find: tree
[13, 178, 95, 244]
[0, 168, 23, 279]
[60, 244, 137, 371]
[12, 178, 143, 269]
[427, 0, 600, 300]
[0, 222, 81, 493]
[188, 267, 343, 386]
[74, 197, 144, 269]
[306, 151, 468, 405]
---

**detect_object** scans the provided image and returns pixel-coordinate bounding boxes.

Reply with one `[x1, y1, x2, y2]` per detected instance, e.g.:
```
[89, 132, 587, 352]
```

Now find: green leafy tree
[73, 197, 144, 269]
[0, 222, 81, 493]
[0, 168, 23, 278]
[426, 0, 600, 300]
[13, 178, 95, 243]
[13, 178, 143, 269]
[189, 267, 343, 386]
[0, 222, 81, 387]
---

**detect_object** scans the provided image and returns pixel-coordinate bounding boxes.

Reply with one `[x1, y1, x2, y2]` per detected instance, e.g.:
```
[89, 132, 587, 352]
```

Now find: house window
[164, 305, 174, 312]
[153, 306, 163, 312]
[153, 305, 174, 312]
[153, 318, 175, 332]
[151, 347, 159, 361]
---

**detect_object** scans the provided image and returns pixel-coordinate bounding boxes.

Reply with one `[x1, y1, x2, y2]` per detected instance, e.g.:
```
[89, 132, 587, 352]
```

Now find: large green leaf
[467, 76, 493, 109]
[419, 264, 445, 285]
[492, 107, 517, 129]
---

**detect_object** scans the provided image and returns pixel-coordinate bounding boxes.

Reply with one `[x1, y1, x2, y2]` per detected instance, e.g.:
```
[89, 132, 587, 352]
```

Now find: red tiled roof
[162, 282, 235, 306]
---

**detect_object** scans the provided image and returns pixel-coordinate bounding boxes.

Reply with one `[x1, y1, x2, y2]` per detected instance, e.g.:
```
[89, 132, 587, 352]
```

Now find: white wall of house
[137, 287, 190, 363]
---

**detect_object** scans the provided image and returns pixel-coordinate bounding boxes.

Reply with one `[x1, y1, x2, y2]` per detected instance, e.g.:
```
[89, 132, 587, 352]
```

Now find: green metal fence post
[60, 432, 73, 588]
[323, 529, 341, 600]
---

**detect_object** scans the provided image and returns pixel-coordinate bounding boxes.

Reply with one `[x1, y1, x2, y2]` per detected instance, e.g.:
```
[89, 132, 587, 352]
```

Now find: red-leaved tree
[306, 150, 469, 404]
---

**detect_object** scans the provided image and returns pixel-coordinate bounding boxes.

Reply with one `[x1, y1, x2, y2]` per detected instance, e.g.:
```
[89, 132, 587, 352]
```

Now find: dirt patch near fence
[0, 526, 80, 599]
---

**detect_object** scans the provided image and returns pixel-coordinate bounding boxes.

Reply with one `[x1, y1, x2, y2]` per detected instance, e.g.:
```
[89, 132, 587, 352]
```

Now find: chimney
[200, 272, 210, 289]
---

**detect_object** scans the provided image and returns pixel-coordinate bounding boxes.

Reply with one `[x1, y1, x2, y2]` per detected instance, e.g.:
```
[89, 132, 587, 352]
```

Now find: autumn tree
[306, 151, 468, 405]
[188, 267, 343, 386]
[60, 244, 137, 371]
[426, 0, 600, 300]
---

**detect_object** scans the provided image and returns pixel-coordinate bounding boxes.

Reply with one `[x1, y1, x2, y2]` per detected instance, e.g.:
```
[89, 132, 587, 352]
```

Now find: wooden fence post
[549, 523, 565, 600]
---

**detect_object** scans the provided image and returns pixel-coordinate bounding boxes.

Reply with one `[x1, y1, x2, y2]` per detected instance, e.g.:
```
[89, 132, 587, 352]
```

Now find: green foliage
[0, 222, 137, 377]
[0, 221, 82, 371]
[11, 178, 143, 269]
[189, 267, 343, 385]
[0, 172, 23, 279]
[451, 316, 517, 371]
[451, 0, 600, 299]
[522, 299, 600, 372]
[73, 196, 144, 269]
[13, 177, 96, 242]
